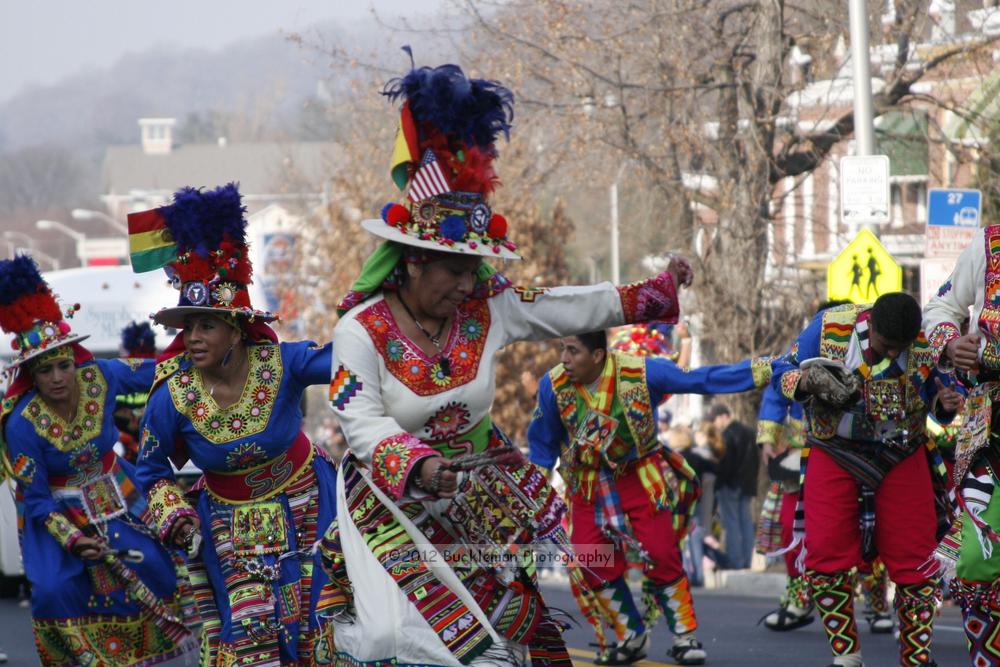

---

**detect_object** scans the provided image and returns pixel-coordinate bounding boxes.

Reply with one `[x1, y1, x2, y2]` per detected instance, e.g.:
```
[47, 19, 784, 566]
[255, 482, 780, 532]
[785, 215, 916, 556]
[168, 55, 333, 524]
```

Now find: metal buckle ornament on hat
[183, 282, 209, 306]
[414, 199, 438, 225]
[212, 282, 239, 306]
[468, 203, 492, 233]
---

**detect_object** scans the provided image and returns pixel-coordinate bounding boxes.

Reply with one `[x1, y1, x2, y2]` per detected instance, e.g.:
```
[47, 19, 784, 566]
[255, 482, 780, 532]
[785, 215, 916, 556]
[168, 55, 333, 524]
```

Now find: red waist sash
[203, 431, 313, 503]
[49, 450, 116, 488]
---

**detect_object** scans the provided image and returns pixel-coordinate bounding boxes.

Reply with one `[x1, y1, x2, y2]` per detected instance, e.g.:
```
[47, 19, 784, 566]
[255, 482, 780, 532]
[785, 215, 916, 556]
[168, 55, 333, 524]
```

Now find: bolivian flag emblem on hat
[127, 209, 177, 273]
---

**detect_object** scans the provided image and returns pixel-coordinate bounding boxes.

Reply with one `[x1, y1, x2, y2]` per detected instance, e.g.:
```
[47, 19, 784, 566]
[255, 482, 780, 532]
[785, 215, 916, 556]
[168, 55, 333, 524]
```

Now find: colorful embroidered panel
[616, 272, 679, 324]
[167, 344, 282, 444]
[24, 364, 106, 452]
[11, 453, 36, 484]
[751, 357, 774, 387]
[928, 322, 961, 361]
[329, 364, 362, 410]
[424, 401, 472, 440]
[780, 370, 802, 401]
[44, 511, 83, 548]
[147, 479, 196, 540]
[356, 298, 490, 396]
[341, 458, 496, 663]
[981, 225, 1000, 369]
[756, 420, 782, 447]
[818, 304, 866, 360]
[33, 607, 191, 667]
[513, 285, 549, 302]
[370, 432, 437, 500]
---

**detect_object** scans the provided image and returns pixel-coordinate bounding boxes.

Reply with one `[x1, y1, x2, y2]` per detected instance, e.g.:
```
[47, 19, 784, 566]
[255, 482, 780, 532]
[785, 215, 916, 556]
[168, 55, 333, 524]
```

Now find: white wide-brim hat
[361, 218, 521, 260]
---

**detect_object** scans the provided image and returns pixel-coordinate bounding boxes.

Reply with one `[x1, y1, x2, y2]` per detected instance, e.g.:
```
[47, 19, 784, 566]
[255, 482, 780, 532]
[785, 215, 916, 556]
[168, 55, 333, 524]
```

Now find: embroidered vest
[980, 225, 1000, 369]
[548, 351, 657, 466]
[809, 305, 934, 440]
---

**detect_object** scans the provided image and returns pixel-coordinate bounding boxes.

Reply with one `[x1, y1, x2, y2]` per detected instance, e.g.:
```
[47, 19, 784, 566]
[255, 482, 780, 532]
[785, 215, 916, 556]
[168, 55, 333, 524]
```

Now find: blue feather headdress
[364, 59, 521, 260]
[126, 182, 277, 328]
[120, 321, 156, 358]
[161, 183, 247, 258]
[382, 64, 514, 150]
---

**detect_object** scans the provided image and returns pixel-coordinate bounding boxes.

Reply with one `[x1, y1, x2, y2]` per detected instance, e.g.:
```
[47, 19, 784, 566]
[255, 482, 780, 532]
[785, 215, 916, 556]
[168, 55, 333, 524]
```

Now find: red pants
[804, 445, 936, 584]
[780, 490, 803, 576]
[570, 466, 682, 588]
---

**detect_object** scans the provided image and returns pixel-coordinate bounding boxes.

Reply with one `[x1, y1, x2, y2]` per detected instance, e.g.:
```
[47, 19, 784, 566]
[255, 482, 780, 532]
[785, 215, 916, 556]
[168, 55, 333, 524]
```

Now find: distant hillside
[0, 22, 348, 153]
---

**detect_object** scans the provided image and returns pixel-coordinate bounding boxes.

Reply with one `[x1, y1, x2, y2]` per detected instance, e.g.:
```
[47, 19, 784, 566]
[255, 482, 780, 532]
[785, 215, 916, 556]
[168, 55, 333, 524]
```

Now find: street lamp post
[2, 232, 61, 269]
[848, 0, 875, 157]
[71, 208, 128, 235]
[609, 162, 631, 285]
[36, 219, 86, 266]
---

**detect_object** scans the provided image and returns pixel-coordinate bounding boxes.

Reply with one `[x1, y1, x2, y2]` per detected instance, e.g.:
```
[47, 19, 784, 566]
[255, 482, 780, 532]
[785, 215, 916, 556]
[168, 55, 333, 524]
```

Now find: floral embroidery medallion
[374, 436, 413, 493]
[357, 298, 490, 396]
[225, 442, 268, 470]
[24, 365, 107, 452]
[69, 442, 102, 479]
[370, 433, 437, 500]
[425, 402, 471, 440]
[167, 344, 283, 444]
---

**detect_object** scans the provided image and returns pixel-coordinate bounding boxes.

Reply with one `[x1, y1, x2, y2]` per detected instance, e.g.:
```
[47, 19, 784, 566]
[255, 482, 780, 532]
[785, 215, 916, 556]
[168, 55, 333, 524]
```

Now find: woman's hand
[166, 515, 201, 549]
[71, 535, 106, 561]
[418, 457, 459, 499]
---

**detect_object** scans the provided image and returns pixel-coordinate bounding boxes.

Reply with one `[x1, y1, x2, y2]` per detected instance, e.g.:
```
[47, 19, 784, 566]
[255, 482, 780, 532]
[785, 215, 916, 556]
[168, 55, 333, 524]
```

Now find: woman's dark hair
[870, 292, 922, 344]
[575, 330, 608, 353]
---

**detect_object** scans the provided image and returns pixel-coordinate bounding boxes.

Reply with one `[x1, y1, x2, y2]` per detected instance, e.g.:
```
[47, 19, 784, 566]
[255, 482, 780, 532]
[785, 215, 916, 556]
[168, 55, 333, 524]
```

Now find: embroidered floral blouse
[135, 342, 331, 510]
[4, 358, 154, 544]
[330, 280, 675, 501]
[923, 225, 1000, 369]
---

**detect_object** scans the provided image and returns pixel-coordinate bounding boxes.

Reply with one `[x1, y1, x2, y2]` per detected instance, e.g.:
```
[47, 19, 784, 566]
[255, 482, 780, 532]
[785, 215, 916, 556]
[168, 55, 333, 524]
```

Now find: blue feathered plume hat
[0, 255, 88, 370]
[125, 183, 276, 329]
[363, 58, 521, 260]
[120, 321, 157, 358]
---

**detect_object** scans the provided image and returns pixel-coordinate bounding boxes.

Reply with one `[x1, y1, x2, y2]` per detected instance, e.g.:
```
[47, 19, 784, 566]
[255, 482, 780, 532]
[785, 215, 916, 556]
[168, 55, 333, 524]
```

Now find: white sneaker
[869, 613, 893, 634]
[829, 651, 864, 667]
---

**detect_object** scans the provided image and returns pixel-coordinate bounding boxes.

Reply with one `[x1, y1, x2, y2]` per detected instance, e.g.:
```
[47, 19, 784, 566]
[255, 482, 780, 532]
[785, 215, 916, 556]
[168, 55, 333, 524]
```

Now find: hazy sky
[0, 0, 445, 103]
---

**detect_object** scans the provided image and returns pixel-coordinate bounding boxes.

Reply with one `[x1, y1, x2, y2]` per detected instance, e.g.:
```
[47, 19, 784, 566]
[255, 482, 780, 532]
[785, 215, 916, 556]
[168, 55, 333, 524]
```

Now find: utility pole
[849, 0, 876, 156]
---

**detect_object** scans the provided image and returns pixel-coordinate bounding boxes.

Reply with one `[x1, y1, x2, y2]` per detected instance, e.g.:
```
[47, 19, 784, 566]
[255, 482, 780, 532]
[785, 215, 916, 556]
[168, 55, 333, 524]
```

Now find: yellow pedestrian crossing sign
[827, 228, 902, 303]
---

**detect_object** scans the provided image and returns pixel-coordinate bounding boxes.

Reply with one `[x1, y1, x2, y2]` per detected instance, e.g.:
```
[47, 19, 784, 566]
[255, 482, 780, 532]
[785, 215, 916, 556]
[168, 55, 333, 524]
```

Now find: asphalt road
[0, 581, 972, 666]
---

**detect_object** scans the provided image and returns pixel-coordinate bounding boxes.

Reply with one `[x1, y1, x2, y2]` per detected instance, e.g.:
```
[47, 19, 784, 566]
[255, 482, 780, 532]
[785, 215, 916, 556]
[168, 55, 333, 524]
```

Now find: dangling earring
[221, 343, 235, 368]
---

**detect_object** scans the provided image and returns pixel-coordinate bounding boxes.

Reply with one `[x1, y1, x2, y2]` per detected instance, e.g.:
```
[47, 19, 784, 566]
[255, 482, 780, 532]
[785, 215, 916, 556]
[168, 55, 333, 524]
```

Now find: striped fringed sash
[754, 482, 785, 556]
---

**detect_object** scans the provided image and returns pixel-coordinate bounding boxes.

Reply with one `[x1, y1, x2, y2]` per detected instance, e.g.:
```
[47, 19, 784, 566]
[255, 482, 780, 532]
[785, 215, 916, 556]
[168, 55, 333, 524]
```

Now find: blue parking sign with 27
[927, 188, 982, 227]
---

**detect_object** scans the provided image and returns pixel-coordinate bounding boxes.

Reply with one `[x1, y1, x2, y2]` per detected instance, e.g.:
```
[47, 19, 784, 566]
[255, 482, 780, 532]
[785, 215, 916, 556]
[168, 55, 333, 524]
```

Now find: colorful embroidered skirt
[24, 461, 196, 666]
[189, 453, 339, 666]
[321, 431, 571, 666]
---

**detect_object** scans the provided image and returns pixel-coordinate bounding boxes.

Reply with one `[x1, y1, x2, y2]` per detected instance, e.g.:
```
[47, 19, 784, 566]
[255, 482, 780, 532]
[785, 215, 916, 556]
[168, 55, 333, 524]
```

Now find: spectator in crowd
[710, 403, 760, 570]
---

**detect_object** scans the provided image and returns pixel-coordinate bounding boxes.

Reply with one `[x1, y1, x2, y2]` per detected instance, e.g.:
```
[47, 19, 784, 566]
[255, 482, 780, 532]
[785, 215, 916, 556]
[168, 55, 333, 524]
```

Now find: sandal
[670, 636, 707, 665]
[593, 633, 648, 665]
[760, 602, 815, 631]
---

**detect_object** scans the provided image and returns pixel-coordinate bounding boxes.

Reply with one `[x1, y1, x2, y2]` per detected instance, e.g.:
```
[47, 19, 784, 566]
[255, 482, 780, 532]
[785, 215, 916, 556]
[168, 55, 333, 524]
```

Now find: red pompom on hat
[385, 204, 411, 227]
[487, 214, 508, 239]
